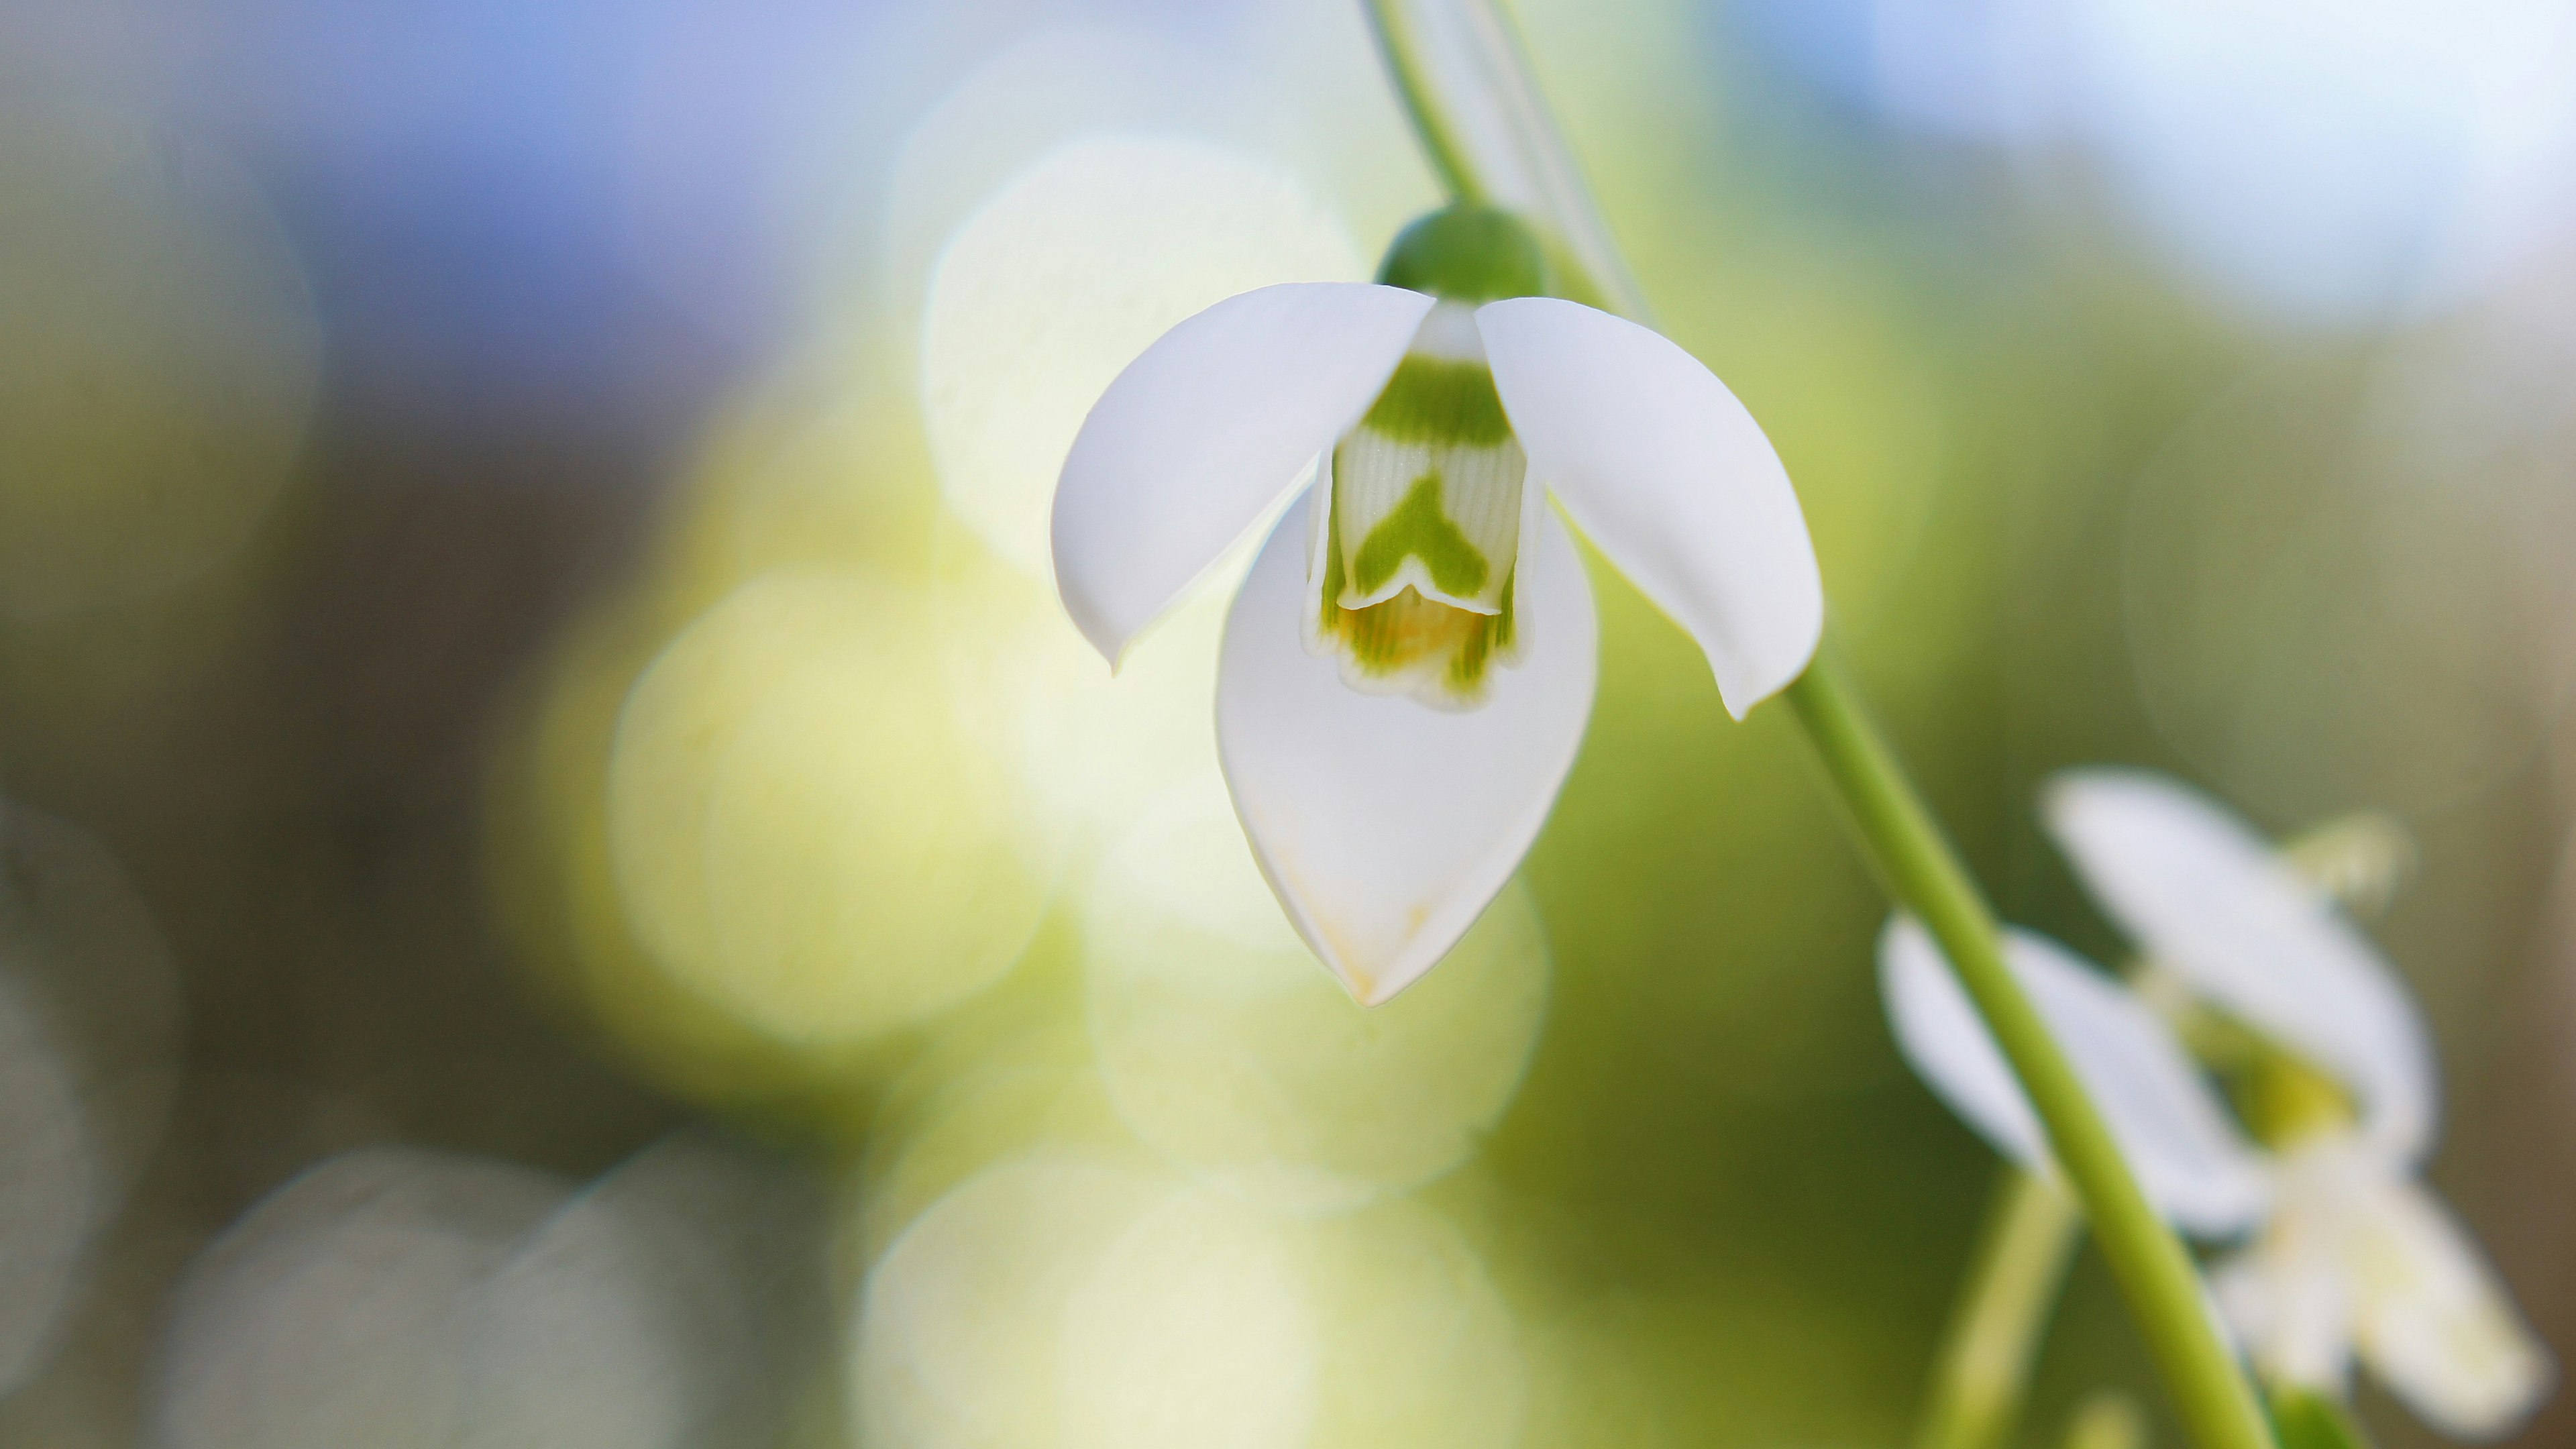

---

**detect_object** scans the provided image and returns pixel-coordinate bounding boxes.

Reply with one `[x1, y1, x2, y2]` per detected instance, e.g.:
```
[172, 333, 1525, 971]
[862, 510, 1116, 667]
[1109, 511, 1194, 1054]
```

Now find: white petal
[1473, 297, 1822, 718]
[1216, 493, 1597, 1004]
[1052, 282, 1436, 663]
[2349, 1177, 2553, 1438]
[1878, 917, 2273, 1236]
[2044, 769, 2439, 1163]
[2210, 1238, 2357, 1396]
[2208, 1250, 2275, 1365]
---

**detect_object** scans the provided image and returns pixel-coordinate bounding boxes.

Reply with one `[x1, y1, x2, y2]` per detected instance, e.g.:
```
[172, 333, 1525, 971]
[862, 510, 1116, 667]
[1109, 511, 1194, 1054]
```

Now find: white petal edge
[1216, 492, 1597, 1005]
[2210, 1234, 2357, 1396]
[1052, 282, 1436, 663]
[1474, 297, 1822, 719]
[1878, 916, 2273, 1236]
[2043, 769, 2439, 1164]
[2349, 1177, 2554, 1439]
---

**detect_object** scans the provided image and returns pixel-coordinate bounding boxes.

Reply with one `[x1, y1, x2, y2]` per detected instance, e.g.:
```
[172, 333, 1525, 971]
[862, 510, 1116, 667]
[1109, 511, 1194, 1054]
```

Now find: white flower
[2045, 769, 2552, 1440]
[1051, 205, 1823, 1004]
[1878, 916, 2275, 1236]
[1884, 768, 2554, 1440]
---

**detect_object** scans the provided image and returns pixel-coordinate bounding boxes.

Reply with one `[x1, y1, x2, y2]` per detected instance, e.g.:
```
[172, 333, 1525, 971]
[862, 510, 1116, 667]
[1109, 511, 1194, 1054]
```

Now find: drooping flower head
[2044, 771, 2552, 1441]
[1882, 769, 2554, 1440]
[1053, 203, 1822, 1003]
[1878, 915, 2275, 1238]
[1305, 208, 1550, 708]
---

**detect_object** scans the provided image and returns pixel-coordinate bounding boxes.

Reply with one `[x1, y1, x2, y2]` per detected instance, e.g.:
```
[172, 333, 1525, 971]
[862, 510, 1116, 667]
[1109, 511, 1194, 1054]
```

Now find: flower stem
[1361, 0, 1491, 208]
[1358, 8, 2275, 1445]
[1907, 810, 2400, 1449]
[1915, 1169, 2084, 1449]
[1784, 651, 2273, 1449]
[1357, 0, 1651, 318]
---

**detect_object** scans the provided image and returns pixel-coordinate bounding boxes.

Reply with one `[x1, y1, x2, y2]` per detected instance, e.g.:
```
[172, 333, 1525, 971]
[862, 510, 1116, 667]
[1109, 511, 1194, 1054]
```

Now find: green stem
[1361, 1, 1491, 207]
[1786, 653, 2271, 1449]
[1909, 809, 2402, 1449]
[2063, 1393, 2151, 1449]
[1915, 1170, 2085, 1449]
[1927, 1165, 2081, 1444]
[1357, 9, 2275, 1446]
[1358, 0, 1652, 319]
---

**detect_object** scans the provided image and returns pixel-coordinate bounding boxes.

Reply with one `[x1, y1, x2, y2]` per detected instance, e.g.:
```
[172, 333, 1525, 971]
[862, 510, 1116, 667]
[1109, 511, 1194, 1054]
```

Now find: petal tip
[1481, 299, 1825, 727]
[1046, 280, 1434, 678]
[2039, 764, 2135, 820]
[1057, 590, 1130, 669]
[1710, 621, 1820, 720]
[1306, 922, 1440, 1008]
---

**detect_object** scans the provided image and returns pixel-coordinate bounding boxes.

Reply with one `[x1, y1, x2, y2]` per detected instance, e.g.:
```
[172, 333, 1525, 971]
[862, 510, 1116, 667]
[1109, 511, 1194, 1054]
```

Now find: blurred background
[1, 0, 2572, 1445]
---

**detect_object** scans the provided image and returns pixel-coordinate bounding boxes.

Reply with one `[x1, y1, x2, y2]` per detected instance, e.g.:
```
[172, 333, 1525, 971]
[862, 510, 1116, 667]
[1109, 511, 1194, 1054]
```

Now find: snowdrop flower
[1878, 915, 2274, 1238]
[1052, 205, 1823, 1003]
[2043, 769, 2553, 1440]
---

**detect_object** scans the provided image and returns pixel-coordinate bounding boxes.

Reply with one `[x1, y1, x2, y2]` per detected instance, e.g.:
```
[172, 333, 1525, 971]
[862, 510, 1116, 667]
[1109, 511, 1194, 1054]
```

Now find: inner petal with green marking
[1305, 303, 1529, 709]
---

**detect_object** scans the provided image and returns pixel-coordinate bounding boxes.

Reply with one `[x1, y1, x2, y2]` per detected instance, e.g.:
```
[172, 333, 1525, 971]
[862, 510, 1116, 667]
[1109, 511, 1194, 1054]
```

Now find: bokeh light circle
[0, 101, 319, 619]
[461, 1132, 824, 1449]
[0, 972, 97, 1397]
[853, 1154, 1527, 1449]
[853, 1155, 1168, 1449]
[1083, 780, 1550, 1212]
[919, 132, 1362, 578]
[605, 570, 1058, 1045]
[1059, 1187, 1319, 1449]
[854, 1014, 1138, 1266]
[934, 541, 1240, 847]
[0, 801, 184, 1206]
[1297, 1195, 1529, 1449]
[150, 1148, 570, 1449]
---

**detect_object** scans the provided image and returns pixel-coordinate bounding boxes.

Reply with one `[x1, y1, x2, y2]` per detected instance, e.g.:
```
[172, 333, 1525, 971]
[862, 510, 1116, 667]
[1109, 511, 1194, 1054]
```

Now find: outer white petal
[1052, 282, 1435, 663]
[2208, 1250, 2277, 1367]
[2044, 769, 2439, 1163]
[2212, 1236, 2357, 1396]
[2349, 1177, 2554, 1439]
[1878, 917, 2273, 1236]
[1474, 297, 1822, 719]
[1216, 494, 1597, 1005]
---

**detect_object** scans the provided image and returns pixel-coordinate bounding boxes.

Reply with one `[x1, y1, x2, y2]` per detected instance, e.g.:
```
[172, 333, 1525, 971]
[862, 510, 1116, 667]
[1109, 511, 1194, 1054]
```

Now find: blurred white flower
[1883, 768, 2552, 1436]
[1052, 204, 1823, 1004]
[1878, 915, 2273, 1236]
[2047, 769, 2554, 1439]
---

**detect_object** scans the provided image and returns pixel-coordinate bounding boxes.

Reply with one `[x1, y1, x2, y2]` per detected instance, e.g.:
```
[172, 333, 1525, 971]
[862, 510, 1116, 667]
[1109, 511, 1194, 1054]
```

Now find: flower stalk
[1787, 656, 2274, 1449]
[1904, 810, 2421, 1449]
[1915, 1169, 2084, 1449]
[1354, 6, 2276, 1448]
[1361, 0, 1490, 208]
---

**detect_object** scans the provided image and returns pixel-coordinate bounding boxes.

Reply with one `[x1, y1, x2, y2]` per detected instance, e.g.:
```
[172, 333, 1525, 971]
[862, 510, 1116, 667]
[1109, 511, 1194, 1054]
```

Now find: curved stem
[1361, 0, 1490, 207]
[1350, 12, 2276, 1444]
[1358, 0, 1652, 318]
[1915, 1170, 2084, 1449]
[1909, 810, 2398, 1449]
[1786, 652, 2273, 1449]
